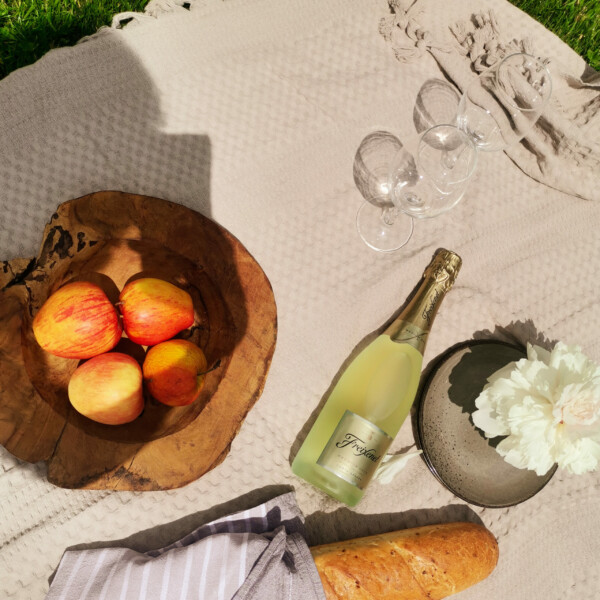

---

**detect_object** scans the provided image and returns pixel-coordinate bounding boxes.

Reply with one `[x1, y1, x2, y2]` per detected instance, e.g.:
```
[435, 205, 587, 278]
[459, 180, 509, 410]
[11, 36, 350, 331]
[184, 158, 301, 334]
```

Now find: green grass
[509, 0, 599, 70]
[0, 0, 151, 79]
[0, 0, 598, 80]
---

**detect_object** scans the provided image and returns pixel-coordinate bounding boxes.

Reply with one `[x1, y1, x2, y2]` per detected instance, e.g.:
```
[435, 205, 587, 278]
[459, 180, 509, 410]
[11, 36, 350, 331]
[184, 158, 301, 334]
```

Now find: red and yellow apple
[119, 278, 194, 346]
[143, 339, 208, 407]
[32, 281, 122, 359]
[68, 352, 144, 425]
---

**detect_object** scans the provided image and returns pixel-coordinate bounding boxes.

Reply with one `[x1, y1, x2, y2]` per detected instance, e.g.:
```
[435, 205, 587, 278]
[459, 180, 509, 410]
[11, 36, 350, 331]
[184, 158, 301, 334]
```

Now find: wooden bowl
[0, 191, 277, 490]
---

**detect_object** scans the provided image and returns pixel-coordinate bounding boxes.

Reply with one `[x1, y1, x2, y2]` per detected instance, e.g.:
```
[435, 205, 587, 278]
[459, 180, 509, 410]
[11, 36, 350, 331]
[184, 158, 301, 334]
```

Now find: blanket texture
[0, 1, 599, 598]
[380, 0, 600, 201]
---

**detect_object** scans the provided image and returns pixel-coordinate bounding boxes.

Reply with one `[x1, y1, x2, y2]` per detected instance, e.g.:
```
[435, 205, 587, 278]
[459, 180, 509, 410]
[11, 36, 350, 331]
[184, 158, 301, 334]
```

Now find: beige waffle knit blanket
[1, 0, 599, 598]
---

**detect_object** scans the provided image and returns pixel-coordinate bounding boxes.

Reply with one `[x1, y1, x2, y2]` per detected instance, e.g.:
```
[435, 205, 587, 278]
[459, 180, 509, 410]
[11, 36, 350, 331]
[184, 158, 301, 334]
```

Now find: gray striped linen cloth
[45, 492, 326, 600]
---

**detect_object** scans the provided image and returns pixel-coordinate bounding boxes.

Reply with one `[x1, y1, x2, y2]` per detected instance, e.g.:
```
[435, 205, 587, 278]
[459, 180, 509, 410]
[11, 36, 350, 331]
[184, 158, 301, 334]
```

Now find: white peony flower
[472, 342, 600, 476]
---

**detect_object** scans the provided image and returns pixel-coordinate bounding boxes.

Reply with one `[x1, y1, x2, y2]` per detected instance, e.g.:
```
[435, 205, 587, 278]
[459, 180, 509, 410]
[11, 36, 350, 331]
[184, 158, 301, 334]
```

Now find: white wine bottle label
[317, 411, 393, 490]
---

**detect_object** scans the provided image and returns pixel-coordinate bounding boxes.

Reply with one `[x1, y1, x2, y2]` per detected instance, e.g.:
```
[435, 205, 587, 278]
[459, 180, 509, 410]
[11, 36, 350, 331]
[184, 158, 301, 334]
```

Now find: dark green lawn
[510, 0, 599, 69]
[0, 0, 150, 78]
[0, 0, 598, 80]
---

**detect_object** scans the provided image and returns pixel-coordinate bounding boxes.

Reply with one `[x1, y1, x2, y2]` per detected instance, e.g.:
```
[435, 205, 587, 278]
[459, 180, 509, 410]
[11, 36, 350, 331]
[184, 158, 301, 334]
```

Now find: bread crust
[309, 522, 499, 600]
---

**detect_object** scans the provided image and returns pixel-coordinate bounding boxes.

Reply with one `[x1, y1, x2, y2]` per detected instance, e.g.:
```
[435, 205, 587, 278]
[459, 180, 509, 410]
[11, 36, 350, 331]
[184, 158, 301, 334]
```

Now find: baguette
[309, 522, 498, 600]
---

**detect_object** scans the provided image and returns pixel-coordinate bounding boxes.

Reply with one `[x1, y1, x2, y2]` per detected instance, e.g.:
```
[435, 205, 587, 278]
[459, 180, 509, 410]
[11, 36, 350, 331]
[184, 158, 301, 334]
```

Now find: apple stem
[198, 359, 221, 377]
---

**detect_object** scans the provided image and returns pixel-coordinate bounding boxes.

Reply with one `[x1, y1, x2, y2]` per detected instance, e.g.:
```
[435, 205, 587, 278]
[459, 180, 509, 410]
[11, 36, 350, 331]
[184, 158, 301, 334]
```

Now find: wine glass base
[356, 201, 414, 253]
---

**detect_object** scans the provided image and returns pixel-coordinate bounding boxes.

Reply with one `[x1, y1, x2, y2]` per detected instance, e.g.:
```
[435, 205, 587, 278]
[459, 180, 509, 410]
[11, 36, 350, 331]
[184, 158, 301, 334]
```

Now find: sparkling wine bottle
[291, 249, 462, 506]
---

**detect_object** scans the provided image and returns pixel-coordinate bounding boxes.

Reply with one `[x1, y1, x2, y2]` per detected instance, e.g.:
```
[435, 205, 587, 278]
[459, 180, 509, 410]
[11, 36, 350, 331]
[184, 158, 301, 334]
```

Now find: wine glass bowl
[353, 131, 415, 252]
[456, 53, 552, 152]
[353, 131, 400, 208]
[413, 78, 462, 133]
[390, 124, 478, 219]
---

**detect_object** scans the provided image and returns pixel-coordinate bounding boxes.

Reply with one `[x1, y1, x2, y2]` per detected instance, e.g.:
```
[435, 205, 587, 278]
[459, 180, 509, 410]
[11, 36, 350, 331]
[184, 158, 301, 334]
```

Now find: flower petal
[472, 341, 600, 475]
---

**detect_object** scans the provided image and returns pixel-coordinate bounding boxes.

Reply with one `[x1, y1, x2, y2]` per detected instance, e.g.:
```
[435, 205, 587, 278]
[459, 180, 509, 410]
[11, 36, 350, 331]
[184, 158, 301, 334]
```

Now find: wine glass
[456, 53, 552, 152]
[353, 131, 415, 252]
[413, 78, 461, 134]
[389, 124, 478, 219]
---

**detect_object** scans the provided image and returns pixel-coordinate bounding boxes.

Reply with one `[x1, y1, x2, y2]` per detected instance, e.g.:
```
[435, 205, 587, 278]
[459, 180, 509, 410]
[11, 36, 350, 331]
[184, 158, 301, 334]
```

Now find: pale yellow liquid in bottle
[291, 334, 423, 506]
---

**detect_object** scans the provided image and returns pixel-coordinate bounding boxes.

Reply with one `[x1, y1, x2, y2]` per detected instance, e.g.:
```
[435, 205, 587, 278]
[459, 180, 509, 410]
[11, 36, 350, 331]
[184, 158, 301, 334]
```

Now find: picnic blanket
[1, 0, 599, 598]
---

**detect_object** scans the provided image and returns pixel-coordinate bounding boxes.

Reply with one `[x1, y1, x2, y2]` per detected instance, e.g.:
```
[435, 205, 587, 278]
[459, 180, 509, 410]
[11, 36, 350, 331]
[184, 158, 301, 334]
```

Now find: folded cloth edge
[45, 491, 326, 600]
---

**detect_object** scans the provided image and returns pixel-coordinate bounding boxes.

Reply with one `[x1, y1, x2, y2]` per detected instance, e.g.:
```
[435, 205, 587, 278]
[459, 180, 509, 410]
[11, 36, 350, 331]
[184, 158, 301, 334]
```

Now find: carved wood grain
[0, 191, 277, 490]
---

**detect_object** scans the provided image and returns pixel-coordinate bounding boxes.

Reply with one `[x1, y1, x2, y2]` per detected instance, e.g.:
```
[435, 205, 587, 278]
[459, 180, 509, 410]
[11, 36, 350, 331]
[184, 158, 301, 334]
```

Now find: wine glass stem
[442, 145, 467, 169]
[381, 206, 399, 226]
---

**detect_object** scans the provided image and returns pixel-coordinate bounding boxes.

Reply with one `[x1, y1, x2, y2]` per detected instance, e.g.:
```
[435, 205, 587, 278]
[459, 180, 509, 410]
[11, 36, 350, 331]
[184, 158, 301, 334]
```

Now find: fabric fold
[45, 492, 326, 600]
[380, 0, 600, 201]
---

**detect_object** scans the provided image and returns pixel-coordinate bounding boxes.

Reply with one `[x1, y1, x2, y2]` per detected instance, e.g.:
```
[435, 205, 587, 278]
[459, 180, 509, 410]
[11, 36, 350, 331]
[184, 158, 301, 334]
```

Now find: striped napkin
[45, 492, 325, 600]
